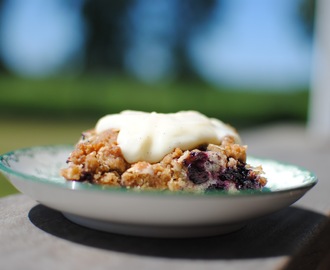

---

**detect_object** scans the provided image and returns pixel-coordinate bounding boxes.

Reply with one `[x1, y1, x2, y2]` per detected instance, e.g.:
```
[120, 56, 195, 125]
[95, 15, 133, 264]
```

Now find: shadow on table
[28, 205, 325, 259]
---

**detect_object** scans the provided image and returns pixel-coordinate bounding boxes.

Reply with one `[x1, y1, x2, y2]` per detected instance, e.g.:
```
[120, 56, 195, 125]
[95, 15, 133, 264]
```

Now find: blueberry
[184, 152, 210, 184]
[219, 163, 259, 190]
[80, 171, 93, 183]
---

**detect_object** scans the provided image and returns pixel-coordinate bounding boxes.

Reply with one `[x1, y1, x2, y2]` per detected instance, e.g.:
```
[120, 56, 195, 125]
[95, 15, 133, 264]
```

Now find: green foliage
[0, 75, 308, 128]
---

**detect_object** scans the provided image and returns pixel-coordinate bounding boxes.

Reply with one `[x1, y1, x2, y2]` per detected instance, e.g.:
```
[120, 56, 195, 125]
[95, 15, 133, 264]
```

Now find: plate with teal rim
[0, 145, 317, 238]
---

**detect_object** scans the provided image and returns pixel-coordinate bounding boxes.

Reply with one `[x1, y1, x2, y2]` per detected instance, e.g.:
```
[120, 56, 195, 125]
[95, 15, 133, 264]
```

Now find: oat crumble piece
[61, 129, 267, 193]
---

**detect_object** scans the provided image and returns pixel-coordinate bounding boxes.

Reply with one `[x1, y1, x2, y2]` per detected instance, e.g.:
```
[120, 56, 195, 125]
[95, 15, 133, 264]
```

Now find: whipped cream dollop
[96, 110, 241, 163]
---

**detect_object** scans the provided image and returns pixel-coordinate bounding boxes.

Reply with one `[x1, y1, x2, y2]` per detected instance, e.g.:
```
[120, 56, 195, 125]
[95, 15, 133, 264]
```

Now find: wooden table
[1, 124, 329, 270]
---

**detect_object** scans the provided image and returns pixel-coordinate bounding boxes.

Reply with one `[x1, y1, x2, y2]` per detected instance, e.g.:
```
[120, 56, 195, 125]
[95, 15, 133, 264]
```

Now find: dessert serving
[61, 110, 267, 193]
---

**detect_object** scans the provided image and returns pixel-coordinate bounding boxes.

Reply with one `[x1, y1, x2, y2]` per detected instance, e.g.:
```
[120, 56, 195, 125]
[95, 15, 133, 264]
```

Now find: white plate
[0, 145, 317, 238]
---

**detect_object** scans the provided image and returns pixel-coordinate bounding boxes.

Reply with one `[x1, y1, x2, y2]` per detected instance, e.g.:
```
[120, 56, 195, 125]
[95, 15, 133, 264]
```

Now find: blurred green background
[0, 0, 315, 197]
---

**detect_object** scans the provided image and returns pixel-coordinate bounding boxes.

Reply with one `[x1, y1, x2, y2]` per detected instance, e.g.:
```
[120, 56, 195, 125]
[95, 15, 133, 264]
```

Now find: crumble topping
[61, 112, 267, 193]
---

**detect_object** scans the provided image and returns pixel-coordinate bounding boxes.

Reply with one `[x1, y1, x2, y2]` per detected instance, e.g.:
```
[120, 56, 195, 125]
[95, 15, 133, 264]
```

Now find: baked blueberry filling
[183, 151, 210, 184]
[184, 151, 263, 191]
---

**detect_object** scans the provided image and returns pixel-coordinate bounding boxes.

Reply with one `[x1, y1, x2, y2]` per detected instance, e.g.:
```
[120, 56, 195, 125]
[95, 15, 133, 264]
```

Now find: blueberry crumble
[61, 111, 267, 192]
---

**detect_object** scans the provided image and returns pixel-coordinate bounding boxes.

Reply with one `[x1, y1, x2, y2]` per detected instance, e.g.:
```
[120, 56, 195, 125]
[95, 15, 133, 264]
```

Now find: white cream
[95, 110, 241, 163]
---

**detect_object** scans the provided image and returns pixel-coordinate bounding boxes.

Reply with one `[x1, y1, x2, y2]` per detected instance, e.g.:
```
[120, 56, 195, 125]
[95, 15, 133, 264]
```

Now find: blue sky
[0, 0, 312, 91]
[189, 0, 312, 89]
[0, 0, 85, 76]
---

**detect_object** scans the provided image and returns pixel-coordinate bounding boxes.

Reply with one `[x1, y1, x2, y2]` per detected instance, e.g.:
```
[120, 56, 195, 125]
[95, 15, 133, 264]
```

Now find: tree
[0, 0, 10, 74]
[82, 0, 133, 74]
[299, 0, 316, 39]
[172, 0, 217, 81]
[82, 0, 217, 82]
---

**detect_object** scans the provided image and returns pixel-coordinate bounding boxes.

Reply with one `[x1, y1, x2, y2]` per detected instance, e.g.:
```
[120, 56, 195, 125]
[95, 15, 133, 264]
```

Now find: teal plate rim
[0, 145, 318, 198]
